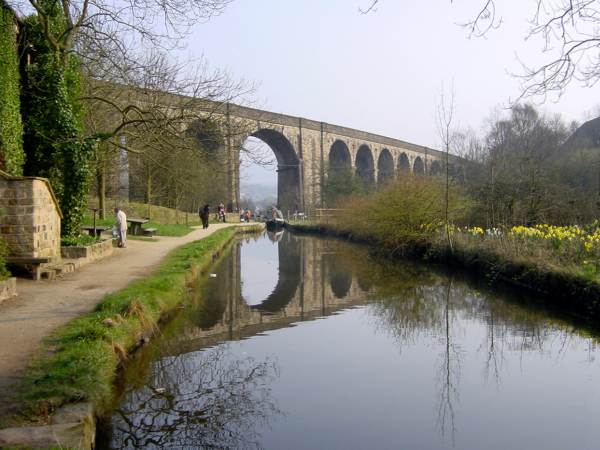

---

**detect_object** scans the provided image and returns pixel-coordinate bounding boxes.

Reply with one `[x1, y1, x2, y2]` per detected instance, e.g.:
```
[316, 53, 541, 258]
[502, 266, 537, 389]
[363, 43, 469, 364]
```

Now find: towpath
[0, 223, 238, 420]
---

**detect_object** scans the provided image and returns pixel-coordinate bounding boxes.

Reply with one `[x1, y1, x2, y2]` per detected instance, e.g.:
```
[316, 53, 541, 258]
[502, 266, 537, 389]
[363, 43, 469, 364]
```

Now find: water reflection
[108, 346, 280, 449]
[101, 232, 600, 450]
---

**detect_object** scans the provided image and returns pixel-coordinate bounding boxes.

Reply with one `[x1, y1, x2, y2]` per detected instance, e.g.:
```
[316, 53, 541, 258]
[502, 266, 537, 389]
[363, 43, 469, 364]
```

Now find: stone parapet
[0, 171, 61, 261]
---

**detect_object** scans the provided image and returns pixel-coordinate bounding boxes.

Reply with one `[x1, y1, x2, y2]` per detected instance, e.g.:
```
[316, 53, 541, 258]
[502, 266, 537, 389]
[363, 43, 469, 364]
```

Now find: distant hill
[240, 182, 276, 199]
[563, 117, 600, 150]
[240, 182, 277, 209]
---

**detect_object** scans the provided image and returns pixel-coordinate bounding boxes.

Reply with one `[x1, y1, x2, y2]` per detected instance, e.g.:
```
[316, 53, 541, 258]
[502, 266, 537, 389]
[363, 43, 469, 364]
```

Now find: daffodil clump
[452, 223, 600, 274]
[508, 224, 597, 254]
[510, 224, 585, 242]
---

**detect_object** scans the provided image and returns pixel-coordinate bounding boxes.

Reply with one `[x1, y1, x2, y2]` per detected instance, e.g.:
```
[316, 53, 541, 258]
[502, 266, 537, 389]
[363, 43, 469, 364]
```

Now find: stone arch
[355, 144, 375, 186]
[250, 128, 300, 213]
[430, 160, 442, 176]
[398, 153, 411, 173]
[377, 148, 394, 184]
[413, 156, 425, 175]
[328, 140, 352, 174]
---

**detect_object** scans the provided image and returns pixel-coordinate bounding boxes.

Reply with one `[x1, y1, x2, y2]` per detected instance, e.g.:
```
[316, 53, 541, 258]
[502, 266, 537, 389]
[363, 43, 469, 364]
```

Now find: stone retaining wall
[61, 238, 114, 262]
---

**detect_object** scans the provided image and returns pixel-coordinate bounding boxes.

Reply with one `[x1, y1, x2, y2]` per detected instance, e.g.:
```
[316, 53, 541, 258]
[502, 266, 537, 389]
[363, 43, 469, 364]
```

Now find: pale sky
[185, 0, 600, 187]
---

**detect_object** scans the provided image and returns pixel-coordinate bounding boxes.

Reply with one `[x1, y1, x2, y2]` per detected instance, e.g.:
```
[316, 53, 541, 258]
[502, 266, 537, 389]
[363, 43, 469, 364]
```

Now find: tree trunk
[97, 160, 106, 219]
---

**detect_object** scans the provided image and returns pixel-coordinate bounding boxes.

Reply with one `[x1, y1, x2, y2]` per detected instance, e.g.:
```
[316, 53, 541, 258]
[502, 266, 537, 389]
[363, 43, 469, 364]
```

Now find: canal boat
[266, 206, 285, 231]
[266, 217, 285, 231]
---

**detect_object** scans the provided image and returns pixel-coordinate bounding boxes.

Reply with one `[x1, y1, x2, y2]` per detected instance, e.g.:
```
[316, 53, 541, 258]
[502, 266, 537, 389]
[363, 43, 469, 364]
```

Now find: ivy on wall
[0, 3, 25, 175]
[20, 2, 94, 237]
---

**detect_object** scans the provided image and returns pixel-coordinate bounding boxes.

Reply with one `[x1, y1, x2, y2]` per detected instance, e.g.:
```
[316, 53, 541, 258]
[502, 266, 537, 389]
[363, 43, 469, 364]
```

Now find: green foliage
[0, 4, 24, 175]
[20, 227, 238, 418]
[0, 236, 10, 280]
[60, 234, 99, 247]
[187, 117, 225, 154]
[322, 168, 367, 205]
[142, 221, 196, 237]
[333, 175, 469, 250]
[20, 6, 94, 237]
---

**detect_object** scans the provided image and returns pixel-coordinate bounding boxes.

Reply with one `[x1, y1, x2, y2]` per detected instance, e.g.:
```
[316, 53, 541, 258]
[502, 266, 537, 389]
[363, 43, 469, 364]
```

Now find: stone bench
[81, 226, 109, 237]
[142, 228, 158, 237]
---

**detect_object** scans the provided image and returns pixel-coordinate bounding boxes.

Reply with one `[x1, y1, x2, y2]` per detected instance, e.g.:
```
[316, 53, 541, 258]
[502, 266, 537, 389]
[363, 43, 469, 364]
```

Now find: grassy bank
[83, 201, 203, 237]
[289, 219, 600, 322]
[289, 177, 600, 323]
[15, 226, 261, 423]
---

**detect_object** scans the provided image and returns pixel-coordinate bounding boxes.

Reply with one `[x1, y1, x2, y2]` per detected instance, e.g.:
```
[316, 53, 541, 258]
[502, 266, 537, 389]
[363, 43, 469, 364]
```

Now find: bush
[0, 237, 10, 280]
[61, 234, 99, 247]
[334, 175, 469, 250]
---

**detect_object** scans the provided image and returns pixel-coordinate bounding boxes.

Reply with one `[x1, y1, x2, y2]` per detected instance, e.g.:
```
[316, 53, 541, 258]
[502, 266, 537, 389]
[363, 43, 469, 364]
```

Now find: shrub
[0, 237, 10, 280]
[334, 175, 469, 250]
[61, 234, 99, 247]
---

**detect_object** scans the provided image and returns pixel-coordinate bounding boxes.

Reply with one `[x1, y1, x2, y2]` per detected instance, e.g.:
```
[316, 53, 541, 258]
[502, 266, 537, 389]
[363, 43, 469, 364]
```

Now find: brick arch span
[377, 148, 394, 184]
[355, 144, 375, 186]
[328, 140, 352, 173]
[251, 128, 301, 213]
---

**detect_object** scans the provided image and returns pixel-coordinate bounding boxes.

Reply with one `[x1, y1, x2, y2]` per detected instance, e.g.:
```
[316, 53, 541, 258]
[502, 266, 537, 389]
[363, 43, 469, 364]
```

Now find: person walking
[199, 204, 210, 229]
[218, 203, 226, 223]
[114, 207, 127, 248]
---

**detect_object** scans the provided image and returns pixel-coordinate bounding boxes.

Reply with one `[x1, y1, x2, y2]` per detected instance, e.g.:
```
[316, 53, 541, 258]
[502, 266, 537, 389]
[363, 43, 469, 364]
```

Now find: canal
[98, 230, 600, 450]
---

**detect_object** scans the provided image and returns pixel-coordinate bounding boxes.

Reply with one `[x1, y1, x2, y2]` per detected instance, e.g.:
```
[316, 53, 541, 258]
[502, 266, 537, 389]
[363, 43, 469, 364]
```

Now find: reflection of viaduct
[178, 233, 368, 348]
[222, 103, 457, 213]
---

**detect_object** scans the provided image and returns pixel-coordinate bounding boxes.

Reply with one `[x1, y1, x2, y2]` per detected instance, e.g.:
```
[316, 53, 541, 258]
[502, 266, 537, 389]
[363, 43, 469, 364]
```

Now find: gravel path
[0, 223, 236, 420]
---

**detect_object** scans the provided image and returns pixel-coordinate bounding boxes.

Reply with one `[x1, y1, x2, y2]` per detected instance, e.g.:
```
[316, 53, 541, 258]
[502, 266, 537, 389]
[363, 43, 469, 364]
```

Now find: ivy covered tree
[20, 0, 93, 236]
[5, 0, 234, 236]
[0, 2, 25, 175]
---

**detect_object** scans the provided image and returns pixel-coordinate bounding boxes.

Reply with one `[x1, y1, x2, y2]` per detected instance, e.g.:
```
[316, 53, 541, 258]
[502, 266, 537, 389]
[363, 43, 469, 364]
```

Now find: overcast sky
[185, 0, 600, 187]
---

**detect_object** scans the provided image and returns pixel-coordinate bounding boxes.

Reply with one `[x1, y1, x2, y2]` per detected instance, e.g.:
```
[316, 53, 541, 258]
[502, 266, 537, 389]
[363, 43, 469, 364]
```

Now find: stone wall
[61, 238, 114, 262]
[0, 171, 62, 260]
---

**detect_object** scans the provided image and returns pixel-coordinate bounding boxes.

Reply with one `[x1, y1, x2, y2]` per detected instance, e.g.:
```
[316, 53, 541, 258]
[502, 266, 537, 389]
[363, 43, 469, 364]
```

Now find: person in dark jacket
[199, 204, 210, 229]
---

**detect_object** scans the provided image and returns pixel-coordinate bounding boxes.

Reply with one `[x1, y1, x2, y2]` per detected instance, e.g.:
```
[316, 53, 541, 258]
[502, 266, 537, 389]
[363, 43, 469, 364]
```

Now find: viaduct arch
[221, 103, 460, 214]
[142, 94, 461, 214]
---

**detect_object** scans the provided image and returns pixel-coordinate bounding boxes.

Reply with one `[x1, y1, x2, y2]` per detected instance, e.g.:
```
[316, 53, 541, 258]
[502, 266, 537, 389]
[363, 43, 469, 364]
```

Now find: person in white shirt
[114, 207, 127, 248]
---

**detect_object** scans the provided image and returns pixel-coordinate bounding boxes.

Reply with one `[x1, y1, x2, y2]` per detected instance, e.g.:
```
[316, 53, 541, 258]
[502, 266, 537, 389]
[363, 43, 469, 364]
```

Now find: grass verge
[82, 215, 200, 237]
[141, 221, 197, 237]
[288, 221, 600, 323]
[16, 226, 246, 422]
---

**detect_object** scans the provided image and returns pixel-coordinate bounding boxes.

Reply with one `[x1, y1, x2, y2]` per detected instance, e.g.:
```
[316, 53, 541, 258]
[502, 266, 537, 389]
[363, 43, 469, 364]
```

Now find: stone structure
[220, 103, 456, 214]
[0, 170, 62, 260]
[100, 81, 460, 214]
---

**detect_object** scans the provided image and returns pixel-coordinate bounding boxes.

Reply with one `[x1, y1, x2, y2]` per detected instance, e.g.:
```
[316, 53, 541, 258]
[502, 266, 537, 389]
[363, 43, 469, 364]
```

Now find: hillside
[563, 117, 600, 150]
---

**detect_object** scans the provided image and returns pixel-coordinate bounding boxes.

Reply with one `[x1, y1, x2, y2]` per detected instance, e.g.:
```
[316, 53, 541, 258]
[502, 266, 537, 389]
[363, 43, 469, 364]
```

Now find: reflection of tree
[109, 345, 281, 449]
[481, 310, 505, 386]
[436, 279, 461, 444]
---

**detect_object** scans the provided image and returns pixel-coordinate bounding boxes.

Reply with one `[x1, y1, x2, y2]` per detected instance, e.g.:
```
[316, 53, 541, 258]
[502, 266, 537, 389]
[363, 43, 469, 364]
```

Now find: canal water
[98, 231, 600, 450]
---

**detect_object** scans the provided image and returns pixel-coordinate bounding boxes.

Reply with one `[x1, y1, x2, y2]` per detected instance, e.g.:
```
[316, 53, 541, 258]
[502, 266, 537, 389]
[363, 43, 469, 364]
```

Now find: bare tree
[437, 82, 456, 252]
[362, 1, 600, 100]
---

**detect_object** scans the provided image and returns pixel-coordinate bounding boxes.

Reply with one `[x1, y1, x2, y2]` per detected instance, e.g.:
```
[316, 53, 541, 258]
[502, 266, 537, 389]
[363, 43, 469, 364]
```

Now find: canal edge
[0, 223, 264, 450]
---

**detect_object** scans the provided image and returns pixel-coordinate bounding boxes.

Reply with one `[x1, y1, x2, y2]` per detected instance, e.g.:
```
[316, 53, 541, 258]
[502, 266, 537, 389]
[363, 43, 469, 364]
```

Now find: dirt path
[0, 223, 237, 420]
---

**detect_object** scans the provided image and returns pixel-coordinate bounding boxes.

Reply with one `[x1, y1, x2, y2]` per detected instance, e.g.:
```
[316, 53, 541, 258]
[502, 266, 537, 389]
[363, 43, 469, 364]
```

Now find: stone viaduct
[112, 82, 460, 214]
[219, 103, 456, 214]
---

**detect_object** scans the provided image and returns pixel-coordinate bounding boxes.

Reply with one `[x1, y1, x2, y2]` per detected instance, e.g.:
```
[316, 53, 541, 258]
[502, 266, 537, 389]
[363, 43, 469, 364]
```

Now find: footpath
[0, 223, 235, 420]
